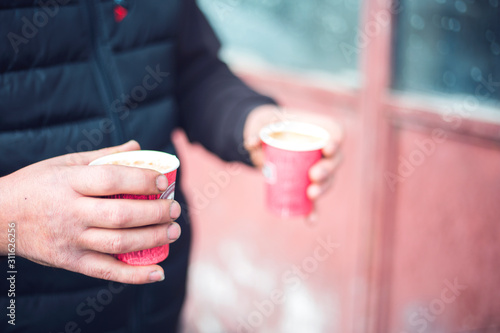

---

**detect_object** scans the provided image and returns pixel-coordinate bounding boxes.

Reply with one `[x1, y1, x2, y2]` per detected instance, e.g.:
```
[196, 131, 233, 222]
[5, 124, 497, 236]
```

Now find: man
[0, 0, 340, 331]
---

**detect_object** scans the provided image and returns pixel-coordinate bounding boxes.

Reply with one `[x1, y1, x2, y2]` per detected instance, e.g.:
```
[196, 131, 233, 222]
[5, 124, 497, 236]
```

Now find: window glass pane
[393, 0, 500, 111]
[198, 0, 361, 85]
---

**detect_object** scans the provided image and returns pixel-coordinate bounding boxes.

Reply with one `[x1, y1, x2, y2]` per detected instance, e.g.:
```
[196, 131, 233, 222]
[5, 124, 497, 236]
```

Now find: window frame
[357, 1, 500, 333]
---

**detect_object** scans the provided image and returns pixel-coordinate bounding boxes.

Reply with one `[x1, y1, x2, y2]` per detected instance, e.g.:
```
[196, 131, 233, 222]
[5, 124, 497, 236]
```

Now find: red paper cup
[260, 122, 329, 217]
[89, 150, 180, 266]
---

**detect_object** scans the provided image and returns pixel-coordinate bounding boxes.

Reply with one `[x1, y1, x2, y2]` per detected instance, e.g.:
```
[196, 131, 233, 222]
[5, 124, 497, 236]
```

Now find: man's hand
[0, 140, 181, 284]
[243, 105, 343, 220]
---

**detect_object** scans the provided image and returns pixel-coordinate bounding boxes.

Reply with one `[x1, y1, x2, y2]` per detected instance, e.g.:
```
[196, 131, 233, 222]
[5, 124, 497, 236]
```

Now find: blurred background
[175, 0, 500, 332]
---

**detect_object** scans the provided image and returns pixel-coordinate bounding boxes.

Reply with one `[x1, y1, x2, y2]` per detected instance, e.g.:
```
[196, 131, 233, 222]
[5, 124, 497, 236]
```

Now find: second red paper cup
[89, 150, 180, 266]
[260, 122, 329, 217]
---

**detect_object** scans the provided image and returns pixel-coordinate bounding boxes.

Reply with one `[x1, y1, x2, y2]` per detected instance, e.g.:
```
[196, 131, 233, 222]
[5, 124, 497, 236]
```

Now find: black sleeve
[175, 0, 277, 164]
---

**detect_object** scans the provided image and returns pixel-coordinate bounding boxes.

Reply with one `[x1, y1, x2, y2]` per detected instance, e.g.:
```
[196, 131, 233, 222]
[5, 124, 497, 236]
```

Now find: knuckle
[128, 168, 154, 193]
[127, 271, 145, 285]
[109, 235, 125, 254]
[90, 265, 114, 281]
[140, 170, 155, 191]
[100, 176, 117, 193]
[108, 205, 130, 228]
[65, 153, 87, 166]
[152, 225, 169, 247]
[75, 231, 90, 250]
[152, 203, 166, 224]
[94, 166, 118, 193]
[53, 252, 73, 269]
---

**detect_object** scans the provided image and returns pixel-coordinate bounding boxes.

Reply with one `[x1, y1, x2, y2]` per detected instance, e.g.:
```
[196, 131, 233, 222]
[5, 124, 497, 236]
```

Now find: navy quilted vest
[0, 1, 191, 332]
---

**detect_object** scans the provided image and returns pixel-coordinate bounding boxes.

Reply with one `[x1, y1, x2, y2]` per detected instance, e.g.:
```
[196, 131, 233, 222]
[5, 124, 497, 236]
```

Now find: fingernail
[149, 270, 165, 282]
[170, 201, 181, 219]
[167, 223, 181, 241]
[156, 174, 168, 192]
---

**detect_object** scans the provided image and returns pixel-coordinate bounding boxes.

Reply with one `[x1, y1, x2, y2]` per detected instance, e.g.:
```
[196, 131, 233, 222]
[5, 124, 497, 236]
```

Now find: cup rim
[259, 121, 330, 152]
[89, 150, 180, 174]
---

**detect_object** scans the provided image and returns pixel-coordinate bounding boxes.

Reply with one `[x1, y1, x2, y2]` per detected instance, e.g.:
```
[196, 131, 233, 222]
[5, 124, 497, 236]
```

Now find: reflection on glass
[393, 0, 500, 110]
[198, 0, 361, 83]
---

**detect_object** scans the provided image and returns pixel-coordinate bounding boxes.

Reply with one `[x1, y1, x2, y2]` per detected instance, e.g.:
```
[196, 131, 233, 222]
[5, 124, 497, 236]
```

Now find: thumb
[64, 140, 141, 166]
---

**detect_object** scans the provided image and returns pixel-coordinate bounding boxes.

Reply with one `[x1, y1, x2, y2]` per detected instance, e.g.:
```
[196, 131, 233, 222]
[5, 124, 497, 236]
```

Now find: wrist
[0, 175, 15, 256]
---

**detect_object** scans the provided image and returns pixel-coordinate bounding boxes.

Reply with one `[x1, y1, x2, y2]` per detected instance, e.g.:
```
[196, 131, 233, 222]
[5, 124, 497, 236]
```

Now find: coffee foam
[89, 150, 179, 174]
[260, 122, 329, 152]
[105, 160, 174, 173]
[269, 131, 323, 145]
